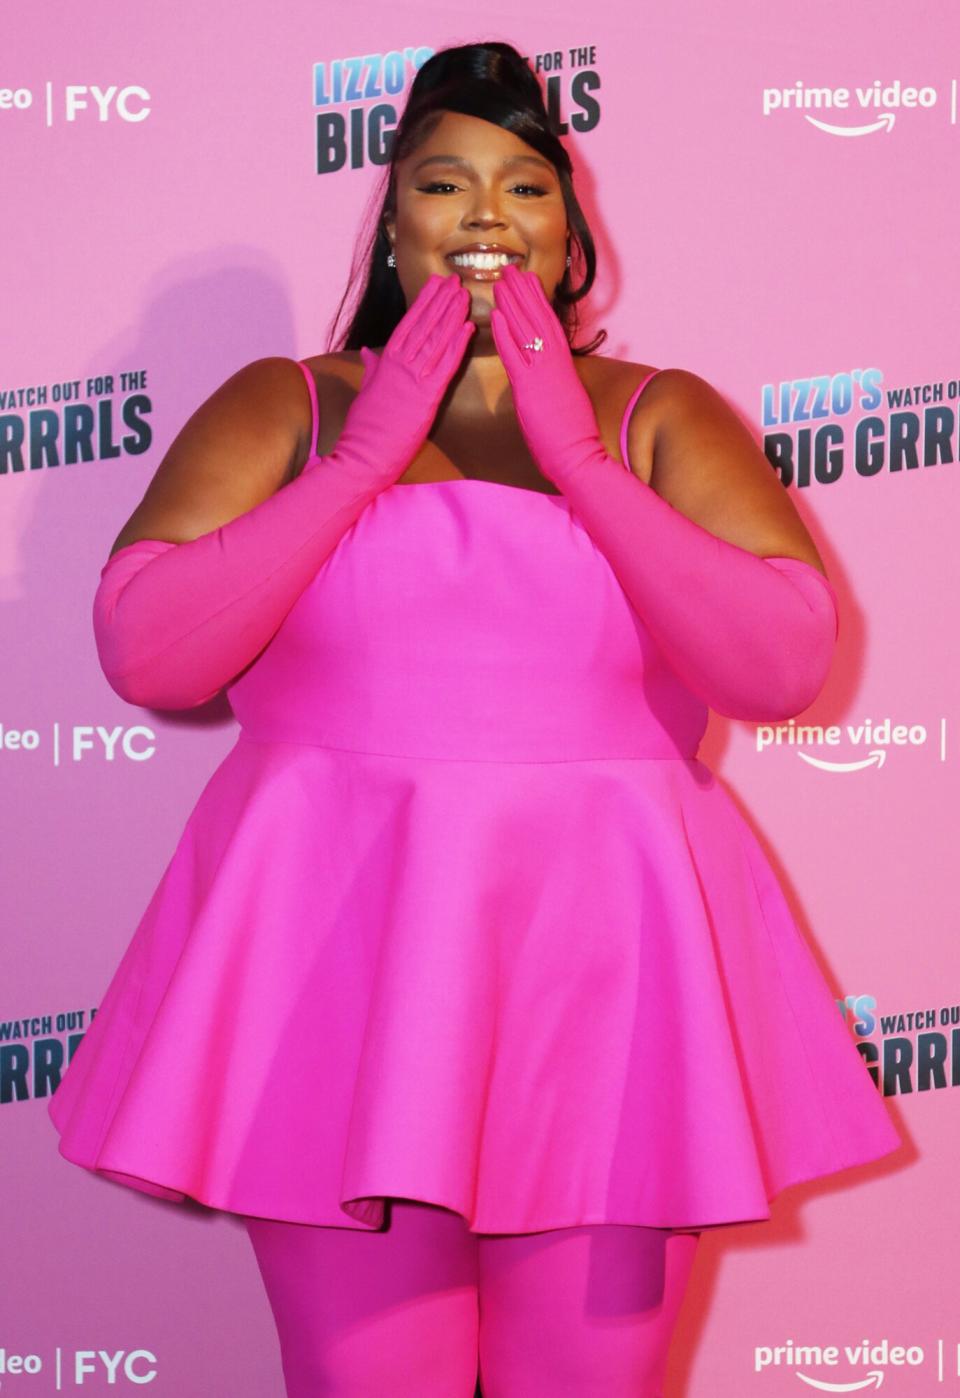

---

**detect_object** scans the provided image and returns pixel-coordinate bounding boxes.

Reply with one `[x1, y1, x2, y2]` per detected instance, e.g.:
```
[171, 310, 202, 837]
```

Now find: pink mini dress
[48, 363, 902, 1234]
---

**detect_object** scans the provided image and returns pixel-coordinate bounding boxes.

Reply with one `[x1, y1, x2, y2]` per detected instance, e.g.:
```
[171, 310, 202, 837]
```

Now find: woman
[49, 41, 901, 1397]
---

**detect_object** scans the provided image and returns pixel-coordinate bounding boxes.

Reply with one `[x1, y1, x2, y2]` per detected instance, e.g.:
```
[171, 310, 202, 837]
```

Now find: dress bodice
[227, 478, 709, 763]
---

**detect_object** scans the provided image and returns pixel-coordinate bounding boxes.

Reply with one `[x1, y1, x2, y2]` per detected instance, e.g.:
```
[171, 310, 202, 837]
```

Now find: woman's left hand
[490, 262, 605, 485]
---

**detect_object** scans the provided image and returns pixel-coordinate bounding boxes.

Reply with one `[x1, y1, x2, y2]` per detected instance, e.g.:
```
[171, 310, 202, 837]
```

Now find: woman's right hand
[333, 273, 475, 479]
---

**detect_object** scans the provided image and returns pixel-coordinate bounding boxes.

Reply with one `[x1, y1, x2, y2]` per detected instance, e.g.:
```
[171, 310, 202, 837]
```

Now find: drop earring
[387, 249, 396, 268]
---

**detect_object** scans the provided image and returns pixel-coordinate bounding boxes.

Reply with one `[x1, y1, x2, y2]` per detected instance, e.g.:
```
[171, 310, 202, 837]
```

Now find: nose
[461, 184, 508, 231]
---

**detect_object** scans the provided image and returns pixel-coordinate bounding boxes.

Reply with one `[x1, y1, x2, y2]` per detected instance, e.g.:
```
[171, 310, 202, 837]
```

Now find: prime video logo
[755, 1337, 924, 1389]
[762, 79, 938, 136]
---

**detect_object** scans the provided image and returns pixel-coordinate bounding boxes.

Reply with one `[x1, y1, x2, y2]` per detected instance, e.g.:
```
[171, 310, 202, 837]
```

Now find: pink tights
[243, 1199, 700, 1396]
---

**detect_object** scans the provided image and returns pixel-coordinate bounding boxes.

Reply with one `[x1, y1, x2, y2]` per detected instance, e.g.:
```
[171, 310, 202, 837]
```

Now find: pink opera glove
[94, 273, 475, 710]
[489, 261, 838, 721]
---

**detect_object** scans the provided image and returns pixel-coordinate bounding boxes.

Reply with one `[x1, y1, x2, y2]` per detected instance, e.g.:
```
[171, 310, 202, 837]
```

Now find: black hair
[326, 41, 606, 357]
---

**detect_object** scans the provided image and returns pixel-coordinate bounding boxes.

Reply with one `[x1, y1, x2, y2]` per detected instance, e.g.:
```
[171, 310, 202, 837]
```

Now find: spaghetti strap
[619, 368, 664, 474]
[296, 359, 320, 463]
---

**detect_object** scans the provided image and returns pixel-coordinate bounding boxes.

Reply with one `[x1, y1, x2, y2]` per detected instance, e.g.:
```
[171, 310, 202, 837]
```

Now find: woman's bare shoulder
[579, 352, 675, 410]
[583, 352, 684, 394]
[575, 354, 675, 479]
[302, 350, 363, 363]
[587, 355, 713, 433]
[300, 350, 364, 382]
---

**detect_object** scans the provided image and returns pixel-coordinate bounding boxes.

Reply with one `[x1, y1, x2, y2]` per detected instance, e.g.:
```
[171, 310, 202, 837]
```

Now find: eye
[416, 181, 549, 197]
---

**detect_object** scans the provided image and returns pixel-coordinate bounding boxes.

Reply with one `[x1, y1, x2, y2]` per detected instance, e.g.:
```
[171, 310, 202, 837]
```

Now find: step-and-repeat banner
[4, 1, 957, 1394]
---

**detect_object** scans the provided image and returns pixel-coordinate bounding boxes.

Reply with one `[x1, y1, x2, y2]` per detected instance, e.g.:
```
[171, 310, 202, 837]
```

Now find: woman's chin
[466, 286, 494, 318]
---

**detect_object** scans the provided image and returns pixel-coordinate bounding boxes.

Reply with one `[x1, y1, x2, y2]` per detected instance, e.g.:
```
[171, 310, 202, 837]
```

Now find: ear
[383, 217, 396, 249]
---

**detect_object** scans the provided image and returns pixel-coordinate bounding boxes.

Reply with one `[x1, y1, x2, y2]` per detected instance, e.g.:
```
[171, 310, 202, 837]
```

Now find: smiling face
[383, 109, 569, 339]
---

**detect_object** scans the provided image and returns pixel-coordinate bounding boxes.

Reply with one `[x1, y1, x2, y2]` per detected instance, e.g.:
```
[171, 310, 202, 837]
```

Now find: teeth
[449, 252, 519, 269]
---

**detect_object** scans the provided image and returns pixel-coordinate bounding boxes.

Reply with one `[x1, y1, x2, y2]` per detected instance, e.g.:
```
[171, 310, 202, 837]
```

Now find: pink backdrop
[4, 1, 957, 1393]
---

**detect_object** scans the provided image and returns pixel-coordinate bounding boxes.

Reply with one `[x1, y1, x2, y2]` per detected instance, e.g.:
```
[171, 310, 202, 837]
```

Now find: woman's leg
[243, 1199, 480, 1397]
[477, 1224, 700, 1397]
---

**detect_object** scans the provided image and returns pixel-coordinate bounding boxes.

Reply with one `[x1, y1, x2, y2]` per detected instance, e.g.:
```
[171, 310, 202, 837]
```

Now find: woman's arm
[560, 368, 839, 722]
[92, 355, 402, 710]
[92, 274, 477, 711]
[490, 264, 839, 722]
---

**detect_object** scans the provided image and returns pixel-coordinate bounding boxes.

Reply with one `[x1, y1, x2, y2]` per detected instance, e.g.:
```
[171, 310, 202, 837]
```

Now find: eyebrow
[411, 153, 555, 176]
